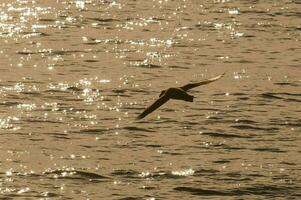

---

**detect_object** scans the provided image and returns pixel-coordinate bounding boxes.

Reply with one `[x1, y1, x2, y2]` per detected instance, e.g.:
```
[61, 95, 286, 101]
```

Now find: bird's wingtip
[216, 71, 227, 79]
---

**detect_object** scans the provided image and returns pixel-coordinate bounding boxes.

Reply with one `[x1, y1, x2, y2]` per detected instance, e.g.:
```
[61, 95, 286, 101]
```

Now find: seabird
[136, 73, 225, 119]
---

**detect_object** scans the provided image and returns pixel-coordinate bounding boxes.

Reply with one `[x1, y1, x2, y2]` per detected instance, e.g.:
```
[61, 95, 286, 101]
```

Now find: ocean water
[0, 0, 300, 199]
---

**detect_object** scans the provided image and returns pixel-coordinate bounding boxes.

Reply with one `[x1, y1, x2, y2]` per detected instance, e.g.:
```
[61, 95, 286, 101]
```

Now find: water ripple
[0, 0, 300, 199]
[200, 131, 251, 138]
[261, 92, 301, 102]
[174, 184, 300, 197]
[43, 169, 109, 181]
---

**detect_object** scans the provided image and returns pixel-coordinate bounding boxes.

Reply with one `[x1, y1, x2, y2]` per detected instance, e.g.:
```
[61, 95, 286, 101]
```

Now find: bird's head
[159, 90, 166, 97]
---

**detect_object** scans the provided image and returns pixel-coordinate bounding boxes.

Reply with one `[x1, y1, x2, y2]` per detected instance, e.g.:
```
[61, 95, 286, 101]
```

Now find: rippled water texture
[0, 0, 300, 199]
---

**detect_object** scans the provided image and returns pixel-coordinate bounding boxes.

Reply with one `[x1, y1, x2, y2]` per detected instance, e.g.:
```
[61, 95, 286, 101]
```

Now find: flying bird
[136, 73, 225, 120]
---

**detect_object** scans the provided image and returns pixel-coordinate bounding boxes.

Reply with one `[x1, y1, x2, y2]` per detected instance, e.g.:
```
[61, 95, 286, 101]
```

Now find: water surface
[0, 0, 300, 199]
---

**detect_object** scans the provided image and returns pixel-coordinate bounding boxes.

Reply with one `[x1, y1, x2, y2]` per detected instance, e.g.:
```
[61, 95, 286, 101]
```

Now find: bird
[136, 73, 225, 120]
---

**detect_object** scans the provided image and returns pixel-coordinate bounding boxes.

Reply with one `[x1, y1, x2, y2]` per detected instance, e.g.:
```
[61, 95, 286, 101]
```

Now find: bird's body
[164, 88, 194, 102]
[136, 73, 225, 119]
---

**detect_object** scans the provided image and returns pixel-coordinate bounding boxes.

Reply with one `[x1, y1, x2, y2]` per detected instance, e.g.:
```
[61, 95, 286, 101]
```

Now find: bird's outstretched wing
[180, 73, 225, 91]
[136, 95, 170, 120]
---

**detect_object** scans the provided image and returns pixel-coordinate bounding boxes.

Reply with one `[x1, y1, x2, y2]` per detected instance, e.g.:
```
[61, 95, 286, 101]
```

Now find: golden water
[0, 0, 300, 199]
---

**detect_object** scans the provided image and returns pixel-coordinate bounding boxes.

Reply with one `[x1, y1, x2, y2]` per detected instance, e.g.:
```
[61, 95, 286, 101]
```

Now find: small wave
[280, 161, 297, 166]
[37, 192, 60, 198]
[112, 89, 127, 94]
[72, 170, 108, 180]
[118, 197, 141, 200]
[128, 60, 162, 68]
[168, 65, 190, 69]
[261, 93, 287, 100]
[200, 131, 251, 138]
[145, 144, 162, 147]
[39, 18, 56, 22]
[52, 135, 71, 140]
[22, 31, 49, 37]
[174, 184, 300, 197]
[138, 170, 195, 179]
[23, 119, 63, 124]
[212, 160, 231, 164]
[87, 17, 119, 23]
[214, 92, 249, 96]
[238, 185, 301, 197]
[274, 82, 300, 87]
[16, 50, 36, 55]
[0, 101, 20, 106]
[269, 119, 301, 127]
[111, 169, 139, 178]
[43, 89, 70, 93]
[44, 169, 109, 181]
[84, 59, 99, 63]
[206, 143, 246, 151]
[292, 0, 301, 4]
[112, 169, 197, 180]
[252, 147, 287, 153]
[136, 63, 162, 68]
[79, 128, 109, 134]
[194, 169, 220, 175]
[67, 86, 83, 91]
[123, 126, 156, 133]
[235, 59, 254, 63]
[174, 187, 228, 196]
[231, 125, 279, 131]
[35, 191, 60, 198]
[234, 119, 258, 124]
[261, 92, 301, 102]
[48, 49, 84, 56]
[20, 91, 42, 96]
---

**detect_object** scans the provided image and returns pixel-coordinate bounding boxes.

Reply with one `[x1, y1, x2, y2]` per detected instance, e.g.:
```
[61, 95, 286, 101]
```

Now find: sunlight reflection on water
[0, 0, 300, 199]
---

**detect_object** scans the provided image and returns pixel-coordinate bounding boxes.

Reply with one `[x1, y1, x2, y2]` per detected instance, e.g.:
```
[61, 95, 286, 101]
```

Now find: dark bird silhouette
[136, 73, 225, 120]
